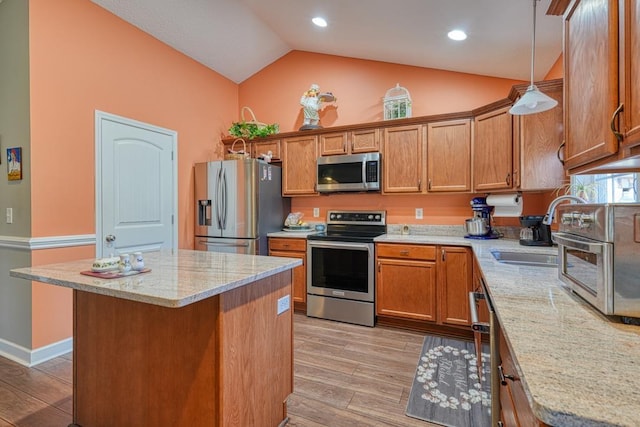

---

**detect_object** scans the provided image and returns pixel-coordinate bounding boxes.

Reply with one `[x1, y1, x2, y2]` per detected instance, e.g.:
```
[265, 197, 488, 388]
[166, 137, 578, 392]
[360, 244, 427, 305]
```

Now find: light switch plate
[313, 207, 320, 217]
[415, 208, 423, 219]
[277, 294, 290, 315]
[6, 208, 12, 224]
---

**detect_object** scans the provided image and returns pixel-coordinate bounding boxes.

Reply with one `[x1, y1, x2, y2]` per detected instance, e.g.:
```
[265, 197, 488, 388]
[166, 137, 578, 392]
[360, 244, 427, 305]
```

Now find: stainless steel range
[554, 203, 640, 319]
[307, 210, 387, 327]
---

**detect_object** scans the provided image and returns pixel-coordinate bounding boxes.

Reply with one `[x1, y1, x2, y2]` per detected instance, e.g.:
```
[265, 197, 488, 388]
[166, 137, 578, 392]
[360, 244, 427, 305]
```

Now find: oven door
[307, 240, 374, 302]
[554, 232, 614, 314]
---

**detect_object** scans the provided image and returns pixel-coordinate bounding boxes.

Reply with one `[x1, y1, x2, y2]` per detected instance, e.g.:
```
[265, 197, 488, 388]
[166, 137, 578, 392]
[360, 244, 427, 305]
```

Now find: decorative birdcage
[383, 83, 412, 120]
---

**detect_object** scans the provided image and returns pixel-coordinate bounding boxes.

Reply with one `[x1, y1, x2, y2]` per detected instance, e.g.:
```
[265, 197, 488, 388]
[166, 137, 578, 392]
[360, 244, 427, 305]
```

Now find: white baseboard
[0, 336, 73, 367]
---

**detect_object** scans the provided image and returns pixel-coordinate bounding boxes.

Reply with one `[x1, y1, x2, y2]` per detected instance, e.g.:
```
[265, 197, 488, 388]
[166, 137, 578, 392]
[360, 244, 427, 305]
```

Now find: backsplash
[386, 224, 520, 240]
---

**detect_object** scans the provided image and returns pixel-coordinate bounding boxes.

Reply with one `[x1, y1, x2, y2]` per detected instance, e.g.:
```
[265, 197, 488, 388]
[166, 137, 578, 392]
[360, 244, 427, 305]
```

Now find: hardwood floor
[0, 314, 438, 426]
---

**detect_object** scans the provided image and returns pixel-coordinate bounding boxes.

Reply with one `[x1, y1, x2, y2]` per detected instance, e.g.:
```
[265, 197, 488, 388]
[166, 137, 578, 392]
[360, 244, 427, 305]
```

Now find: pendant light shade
[509, 0, 558, 115]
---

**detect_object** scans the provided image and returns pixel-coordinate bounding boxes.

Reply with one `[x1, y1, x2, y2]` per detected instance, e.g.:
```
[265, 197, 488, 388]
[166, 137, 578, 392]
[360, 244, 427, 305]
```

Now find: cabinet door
[427, 119, 471, 192]
[282, 135, 318, 196]
[564, 0, 620, 170]
[351, 128, 380, 153]
[473, 106, 513, 191]
[515, 83, 566, 190]
[382, 125, 423, 193]
[269, 237, 307, 311]
[437, 246, 472, 326]
[376, 258, 437, 321]
[252, 140, 281, 161]
[621, 0, 640, 148]
[319, 132, 348, 156]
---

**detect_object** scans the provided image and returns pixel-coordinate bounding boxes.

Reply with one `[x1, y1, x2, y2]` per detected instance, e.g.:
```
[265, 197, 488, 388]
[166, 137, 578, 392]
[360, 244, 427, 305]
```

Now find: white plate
[282, 227, 313, 232]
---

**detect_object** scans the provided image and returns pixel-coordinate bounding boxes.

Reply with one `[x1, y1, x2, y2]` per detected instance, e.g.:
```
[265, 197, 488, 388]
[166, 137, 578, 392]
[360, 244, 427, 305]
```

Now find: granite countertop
[9, 249, 302, 308]
[378, 234, 640, 427]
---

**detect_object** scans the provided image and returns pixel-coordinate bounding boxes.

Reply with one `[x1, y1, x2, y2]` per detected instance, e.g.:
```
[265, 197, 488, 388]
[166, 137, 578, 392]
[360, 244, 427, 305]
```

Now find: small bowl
[315, 224, 326, 232]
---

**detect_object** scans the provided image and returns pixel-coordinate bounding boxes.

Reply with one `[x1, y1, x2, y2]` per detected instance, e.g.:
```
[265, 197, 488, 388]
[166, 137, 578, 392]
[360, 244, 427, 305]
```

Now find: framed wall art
[7, 147, 22, 181]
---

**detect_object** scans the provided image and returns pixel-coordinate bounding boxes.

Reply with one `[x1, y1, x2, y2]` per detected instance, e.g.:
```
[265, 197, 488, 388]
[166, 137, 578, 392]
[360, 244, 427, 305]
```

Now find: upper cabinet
[561, 0, 640, 172]
[473, 105, 514, 191]
[382, 124, 424, 193]
[282, 135, 318, 196]
[427, 118, 472, 192]
[319, 129, 379, 155]
[511, 80, 566, 190]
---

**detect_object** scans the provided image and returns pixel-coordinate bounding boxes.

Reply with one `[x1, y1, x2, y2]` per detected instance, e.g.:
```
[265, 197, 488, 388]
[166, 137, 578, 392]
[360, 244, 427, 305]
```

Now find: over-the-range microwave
[316, 152, 381, 193]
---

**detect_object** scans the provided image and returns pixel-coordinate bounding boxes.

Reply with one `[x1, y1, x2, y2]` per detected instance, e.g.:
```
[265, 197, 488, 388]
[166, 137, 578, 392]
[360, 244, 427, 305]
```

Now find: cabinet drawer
[376, 243, 436, 260]
[269, 237, 306, 252]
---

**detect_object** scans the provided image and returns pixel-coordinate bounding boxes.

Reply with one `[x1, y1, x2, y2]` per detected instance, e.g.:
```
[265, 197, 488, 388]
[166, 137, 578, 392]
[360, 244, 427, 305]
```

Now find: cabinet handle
[428, 179, 432, 190]
[351, 140, 354, 152]
[343, 140, 347, 152]
[418, 179, 422, 191]
[441, 248, 446, 262]
[610, 103, 624, 143]
[377, 262, 381, 272]
[498, 365, 516, 385]
[556, 141, 566, 165]
[399, 250, 410, 256]
[283, 244, 290, 248]
[505, 173, 511, 186]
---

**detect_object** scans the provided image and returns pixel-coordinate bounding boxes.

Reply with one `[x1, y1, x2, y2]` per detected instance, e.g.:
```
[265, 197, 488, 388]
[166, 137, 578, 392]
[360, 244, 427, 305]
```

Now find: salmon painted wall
[238, 50, 559, 227]
[28, 0, 238, 347]
[239, 50, 524, 131]
[545, 54, 564, 80]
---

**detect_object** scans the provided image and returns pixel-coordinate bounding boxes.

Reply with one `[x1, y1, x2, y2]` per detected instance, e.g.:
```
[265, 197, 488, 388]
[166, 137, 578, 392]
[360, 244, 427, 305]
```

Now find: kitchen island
[10, 249, 302, 427]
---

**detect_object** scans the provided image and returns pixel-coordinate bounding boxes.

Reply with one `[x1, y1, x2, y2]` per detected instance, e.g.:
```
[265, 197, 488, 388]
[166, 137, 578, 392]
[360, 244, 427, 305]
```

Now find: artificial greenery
[228, 121, 279, 139]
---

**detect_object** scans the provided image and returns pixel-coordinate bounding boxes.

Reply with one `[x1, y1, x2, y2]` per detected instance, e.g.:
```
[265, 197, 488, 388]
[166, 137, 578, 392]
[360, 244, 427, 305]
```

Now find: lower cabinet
[376, 243, 437, 321]
[376, 243, 472, 330]
[499, 326, 547, 427]
[437, 246, 473, 326]
[268, 237, 307, 312]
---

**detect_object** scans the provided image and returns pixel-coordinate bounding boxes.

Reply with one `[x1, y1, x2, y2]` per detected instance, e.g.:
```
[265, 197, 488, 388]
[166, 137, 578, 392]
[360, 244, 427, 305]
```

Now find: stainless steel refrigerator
[194, 159, 290, 255]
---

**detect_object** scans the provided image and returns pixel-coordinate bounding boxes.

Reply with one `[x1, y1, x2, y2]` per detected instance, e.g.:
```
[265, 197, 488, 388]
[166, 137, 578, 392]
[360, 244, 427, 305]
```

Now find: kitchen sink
[491, 250, 558, 267]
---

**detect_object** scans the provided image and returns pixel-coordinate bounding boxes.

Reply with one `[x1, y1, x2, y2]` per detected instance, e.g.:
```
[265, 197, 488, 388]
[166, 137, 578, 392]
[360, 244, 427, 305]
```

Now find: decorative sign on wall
[7, 147, 22, 181]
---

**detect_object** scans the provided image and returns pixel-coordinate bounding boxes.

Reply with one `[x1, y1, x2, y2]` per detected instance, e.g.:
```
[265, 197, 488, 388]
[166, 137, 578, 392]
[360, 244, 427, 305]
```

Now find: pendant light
[509, 0, 558, 115]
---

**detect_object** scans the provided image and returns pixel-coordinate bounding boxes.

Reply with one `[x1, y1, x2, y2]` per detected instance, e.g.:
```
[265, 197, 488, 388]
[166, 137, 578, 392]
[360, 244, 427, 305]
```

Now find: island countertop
[377, 234, 640, 427]
[10, 249, 302, 308]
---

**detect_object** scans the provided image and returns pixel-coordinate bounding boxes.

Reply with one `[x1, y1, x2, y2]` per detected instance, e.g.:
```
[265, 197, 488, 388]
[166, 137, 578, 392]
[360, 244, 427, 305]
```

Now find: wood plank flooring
[0, 314, 438, 426]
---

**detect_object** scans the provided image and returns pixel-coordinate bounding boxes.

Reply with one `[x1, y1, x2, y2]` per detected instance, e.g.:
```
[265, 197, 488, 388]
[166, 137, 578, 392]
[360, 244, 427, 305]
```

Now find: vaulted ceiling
[91, 0, 563, 84]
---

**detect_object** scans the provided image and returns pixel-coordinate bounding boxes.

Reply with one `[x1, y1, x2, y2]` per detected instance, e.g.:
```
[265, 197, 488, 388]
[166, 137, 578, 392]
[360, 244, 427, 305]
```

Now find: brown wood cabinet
[437, 246, 473, 326]
[251, 139, 281, 161]
[561, 0, 640, 172]
[376, 243, 473, 329]
[376, 243, 437, 321]
[473, 105, 514, 191]
[319, 129, 379, 155]
[269, 237, 307, 312]
[499, 326, 547, 427]
[382, 124, 424, 193]
[427, 118, 472, 192]
[512, 80, 566, 190]
[282, 135, 318, 196]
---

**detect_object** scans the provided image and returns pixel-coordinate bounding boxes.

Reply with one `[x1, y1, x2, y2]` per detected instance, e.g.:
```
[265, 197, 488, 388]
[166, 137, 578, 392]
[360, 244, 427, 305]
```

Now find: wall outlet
[6, 208, 12, 224]
[415, 208, 423, 220]
[277, 294, 290, 315]
[313, 207, 320, 218]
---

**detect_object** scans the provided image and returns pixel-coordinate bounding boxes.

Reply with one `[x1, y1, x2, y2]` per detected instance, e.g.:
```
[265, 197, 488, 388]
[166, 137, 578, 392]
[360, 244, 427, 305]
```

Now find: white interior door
[96, 111, 177, 257]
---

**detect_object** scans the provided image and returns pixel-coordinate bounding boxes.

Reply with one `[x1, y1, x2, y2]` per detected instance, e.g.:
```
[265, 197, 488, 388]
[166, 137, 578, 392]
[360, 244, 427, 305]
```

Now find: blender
[464, 197, 500, 239]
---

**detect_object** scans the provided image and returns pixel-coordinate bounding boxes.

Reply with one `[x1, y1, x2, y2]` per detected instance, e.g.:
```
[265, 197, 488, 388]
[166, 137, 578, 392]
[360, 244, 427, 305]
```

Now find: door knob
[105, 234, 116, 243]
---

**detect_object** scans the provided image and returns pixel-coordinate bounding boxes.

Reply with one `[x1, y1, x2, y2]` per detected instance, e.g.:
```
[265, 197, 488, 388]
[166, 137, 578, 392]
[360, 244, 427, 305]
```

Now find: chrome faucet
[542, 195, 588, 225]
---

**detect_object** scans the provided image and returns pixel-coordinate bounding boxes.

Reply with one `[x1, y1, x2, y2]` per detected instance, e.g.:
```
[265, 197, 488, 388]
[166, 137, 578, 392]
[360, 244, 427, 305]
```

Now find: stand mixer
[464, 197, 500, 239]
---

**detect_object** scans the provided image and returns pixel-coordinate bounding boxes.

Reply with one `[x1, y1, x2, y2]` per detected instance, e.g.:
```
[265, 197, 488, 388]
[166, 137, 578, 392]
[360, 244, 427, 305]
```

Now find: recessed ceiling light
[448, 30, 467, 41]
[312, 17, 328, 28]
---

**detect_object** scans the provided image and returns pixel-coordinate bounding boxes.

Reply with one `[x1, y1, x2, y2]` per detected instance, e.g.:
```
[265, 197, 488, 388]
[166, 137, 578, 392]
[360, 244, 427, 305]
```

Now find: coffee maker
[464, 197, 500, 239]
[519, 215, 553, 246]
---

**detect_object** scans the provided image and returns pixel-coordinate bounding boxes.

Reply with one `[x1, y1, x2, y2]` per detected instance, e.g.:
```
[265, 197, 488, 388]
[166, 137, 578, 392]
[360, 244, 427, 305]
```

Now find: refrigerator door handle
[216, 167, 223, 229]
[222, 169, 228, 229]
